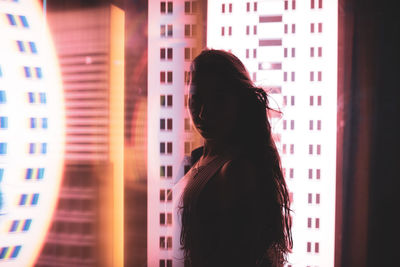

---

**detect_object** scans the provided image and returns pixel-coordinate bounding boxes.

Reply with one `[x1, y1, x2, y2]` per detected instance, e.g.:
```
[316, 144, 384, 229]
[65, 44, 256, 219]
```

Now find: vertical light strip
[109, 5, 125, 267]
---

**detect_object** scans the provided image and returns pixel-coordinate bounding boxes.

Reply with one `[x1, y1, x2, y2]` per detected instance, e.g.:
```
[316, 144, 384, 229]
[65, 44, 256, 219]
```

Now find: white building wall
[207, 0, 337, 266]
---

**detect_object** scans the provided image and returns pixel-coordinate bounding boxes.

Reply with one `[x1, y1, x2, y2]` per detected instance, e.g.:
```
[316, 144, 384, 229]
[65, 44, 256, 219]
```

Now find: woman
[174, 49, 292, 267]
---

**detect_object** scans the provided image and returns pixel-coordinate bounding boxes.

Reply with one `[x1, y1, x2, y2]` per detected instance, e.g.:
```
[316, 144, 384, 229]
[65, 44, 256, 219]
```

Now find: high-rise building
[0, 0, 65, 266]
[35, 5, 125, 267]
[147, 0, 205, 266]
[207, 0, 338, 266]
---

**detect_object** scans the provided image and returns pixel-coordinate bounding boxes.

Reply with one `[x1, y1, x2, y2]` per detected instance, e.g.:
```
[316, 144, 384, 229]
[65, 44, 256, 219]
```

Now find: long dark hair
[181, 49, 292, 266]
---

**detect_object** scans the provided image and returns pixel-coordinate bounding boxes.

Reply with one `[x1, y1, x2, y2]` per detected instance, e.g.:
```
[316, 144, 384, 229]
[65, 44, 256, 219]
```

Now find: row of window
[40, 243, 93, 259]
[281, 144, 322, 155]
[5, 13, 29, 28]
[9, 219, 32, 233]
[160, 1, 197, 14]
[29, 142, 47, 154]
[160, 189, 173, 202]
[57, 198, 94, 213]
[0, 116, 48, 130]
[25, 167, 45, 180]
[283, 168, 321, 179]
[160, 47, 197, 61]
[283, 47, 323, 58]
[282, 120, 322, 131]
[159, 236, 173, 249]
[308, 193, 321, 204]
[160, 212, 172, 225]
[306, 242, 320, 253]
[307, 217, 320, 229]
[283, 72, 323, 82]
[50, 220, 94, 235]
[160, 24, 196, 38]
[28, 92, 47, 104]
[23, 66, 43, 79]
[160, 142, 173, 154]
[19, 193, 39, 206]
[159, 259, 173, 267]
[29, 117, 48, 129]
[158, 71, 195, 85]
[284, 0, 323, 10]
[160, 165, 173, 178]
[16, 40, 38, 54]
[0, 245, 21, 260]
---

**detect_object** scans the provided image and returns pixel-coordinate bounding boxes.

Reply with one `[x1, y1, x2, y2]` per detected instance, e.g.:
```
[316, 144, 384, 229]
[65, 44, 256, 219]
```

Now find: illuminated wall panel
[0, 0, 65, 266]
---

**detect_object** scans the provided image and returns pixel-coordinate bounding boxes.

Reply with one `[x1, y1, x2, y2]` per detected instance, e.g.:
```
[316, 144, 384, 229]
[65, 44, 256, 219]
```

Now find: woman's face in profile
[188, 70, 239, 141]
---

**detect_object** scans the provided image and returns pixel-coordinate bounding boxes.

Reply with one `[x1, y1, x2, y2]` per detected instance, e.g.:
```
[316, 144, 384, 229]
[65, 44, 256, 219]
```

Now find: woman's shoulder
[214, 156, 259, 207]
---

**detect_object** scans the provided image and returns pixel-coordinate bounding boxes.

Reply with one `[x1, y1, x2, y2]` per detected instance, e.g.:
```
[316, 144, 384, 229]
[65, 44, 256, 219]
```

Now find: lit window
[160, 189, 165, 201]
[39, 92, 46, 104]
[23, 66, 31, 78]
[167, 189, 172, 201]
[41, 143, 47, 154]
[35, 67, 42, 79]
[6, 14, 17, 26]
[37, 168, 45, 179]
[29, 42, 37, 53]
[30, 118, 36, 129]
[31, 193, 39, 205]
[0, 117, 8, 129]
[16, 40, 25, 52]
[167, 142, 172, 154]
[316, 169, 321, 179]
[316, 218, 320, 228]
[19, 15, 29, 28]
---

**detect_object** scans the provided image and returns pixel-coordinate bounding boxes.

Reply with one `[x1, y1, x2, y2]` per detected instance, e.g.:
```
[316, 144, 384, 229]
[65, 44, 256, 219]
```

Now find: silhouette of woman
[174, 49, 292, 267]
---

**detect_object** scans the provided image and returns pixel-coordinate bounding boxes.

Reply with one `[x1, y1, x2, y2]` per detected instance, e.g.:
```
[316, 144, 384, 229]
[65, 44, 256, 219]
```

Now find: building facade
[207, 0, 338, 266]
